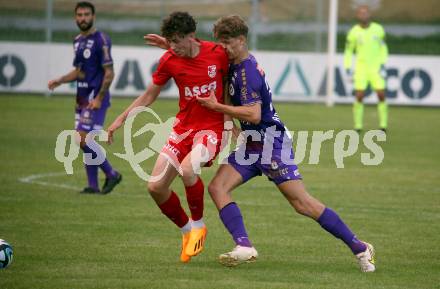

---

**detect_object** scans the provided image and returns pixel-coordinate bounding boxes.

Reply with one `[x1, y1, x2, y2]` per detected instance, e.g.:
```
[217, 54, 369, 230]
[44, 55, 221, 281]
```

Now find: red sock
[185, 177, 204, 221]
[158, 191, 189, 228]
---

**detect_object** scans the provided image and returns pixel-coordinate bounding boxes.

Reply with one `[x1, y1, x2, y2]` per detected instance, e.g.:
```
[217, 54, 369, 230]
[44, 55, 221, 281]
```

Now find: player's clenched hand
[87, 98, 102, 110]
[107, 117, 124, 144]
[196, 89, 218, 110]
[48, 79, 61, 90]
[144, 34, 170, 50]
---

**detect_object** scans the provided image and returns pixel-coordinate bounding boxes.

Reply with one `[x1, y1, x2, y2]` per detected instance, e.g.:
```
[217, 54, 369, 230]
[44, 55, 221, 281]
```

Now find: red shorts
[161, 129, 223, 169]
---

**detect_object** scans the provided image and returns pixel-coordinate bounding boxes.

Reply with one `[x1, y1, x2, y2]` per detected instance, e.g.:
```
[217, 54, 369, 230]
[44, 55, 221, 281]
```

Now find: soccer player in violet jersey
[48, 1, 121, 194]
[197, 15, 376, 272]
[107, 12, 229, 263]
[344, 5, 389, 132]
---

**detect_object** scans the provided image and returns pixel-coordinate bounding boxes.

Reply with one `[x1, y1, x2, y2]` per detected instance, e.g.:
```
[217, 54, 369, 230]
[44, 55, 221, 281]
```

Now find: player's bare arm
[144, 34, 170, 50]
[107, 83, 162, 144]
[221, 78, 241, 138]
[88, 64, 114, 110]
[197, 90, 261, 124]
[48, 68, 81, 90]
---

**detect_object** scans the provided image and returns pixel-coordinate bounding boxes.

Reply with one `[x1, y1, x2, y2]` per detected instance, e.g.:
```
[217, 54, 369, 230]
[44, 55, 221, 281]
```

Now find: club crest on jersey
[83, 48, 91, 59]
[229, 83, 235, 96]
[208, 65, 217, 78]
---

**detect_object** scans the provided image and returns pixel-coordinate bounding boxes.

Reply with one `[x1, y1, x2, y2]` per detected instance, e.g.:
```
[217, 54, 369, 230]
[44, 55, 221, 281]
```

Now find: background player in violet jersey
[107, 12, 230, 263]
[48, 1, 121, 194]
[196, 15, 376, 272]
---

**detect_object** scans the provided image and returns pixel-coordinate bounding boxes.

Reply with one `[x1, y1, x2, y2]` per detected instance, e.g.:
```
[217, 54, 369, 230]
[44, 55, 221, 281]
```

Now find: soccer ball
[0, 239, 13, 269]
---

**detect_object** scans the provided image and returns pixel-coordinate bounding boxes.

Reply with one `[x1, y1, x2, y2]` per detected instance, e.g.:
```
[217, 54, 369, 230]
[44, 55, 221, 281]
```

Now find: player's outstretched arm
[197, 90, 261, 124]
[48, 68, 80, 90]
[107, 83, 162, 144]
[144, 34, 170, 50]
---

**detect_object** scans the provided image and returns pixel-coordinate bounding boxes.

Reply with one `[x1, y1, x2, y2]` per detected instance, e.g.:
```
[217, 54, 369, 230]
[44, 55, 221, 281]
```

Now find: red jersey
[152, 40, 229, 134]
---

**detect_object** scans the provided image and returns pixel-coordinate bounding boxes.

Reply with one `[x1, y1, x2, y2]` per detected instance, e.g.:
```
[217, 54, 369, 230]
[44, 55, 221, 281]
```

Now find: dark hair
[213, 15, 248, 39]
[161, 12, 197, 40]
[75, 1, 95, 15]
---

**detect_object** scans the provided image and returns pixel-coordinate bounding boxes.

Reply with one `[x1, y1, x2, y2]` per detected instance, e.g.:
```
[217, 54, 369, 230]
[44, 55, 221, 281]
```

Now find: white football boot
[219, 245, 258, 267]
[356, 242, 376, 272]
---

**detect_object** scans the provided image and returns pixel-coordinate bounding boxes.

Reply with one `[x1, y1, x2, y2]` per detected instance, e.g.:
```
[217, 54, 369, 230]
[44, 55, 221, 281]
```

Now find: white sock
[192, 219, 205, 229]
[180, 220, 191, 234]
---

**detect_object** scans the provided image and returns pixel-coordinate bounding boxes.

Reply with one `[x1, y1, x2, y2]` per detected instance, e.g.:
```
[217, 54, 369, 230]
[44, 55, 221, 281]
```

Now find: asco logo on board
[0, 54, 26, 88]
[274, 59, 434, 101]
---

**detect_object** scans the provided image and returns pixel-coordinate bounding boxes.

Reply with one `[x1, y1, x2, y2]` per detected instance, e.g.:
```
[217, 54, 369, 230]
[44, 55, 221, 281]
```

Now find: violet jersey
[73, 30, 113, 108]
[228, 54, 291, 148]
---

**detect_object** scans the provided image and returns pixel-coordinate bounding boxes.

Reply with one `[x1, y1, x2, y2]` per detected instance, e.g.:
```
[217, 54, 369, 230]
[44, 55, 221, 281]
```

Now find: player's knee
[180, 164, 197, 186]
[208, 181, 222, 198]
[293, 196, 324, 219]
[291, 199, 309, 216]
[180, 160, 194, 176]
[147, 181, 165, 197]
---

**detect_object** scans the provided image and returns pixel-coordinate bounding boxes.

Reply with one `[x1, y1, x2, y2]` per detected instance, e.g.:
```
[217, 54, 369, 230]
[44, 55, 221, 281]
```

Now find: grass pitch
[0, 94, 439, 289]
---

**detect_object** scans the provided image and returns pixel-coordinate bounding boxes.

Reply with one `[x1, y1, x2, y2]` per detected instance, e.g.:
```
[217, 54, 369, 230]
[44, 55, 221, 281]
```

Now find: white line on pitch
[18, 172, 81, 191]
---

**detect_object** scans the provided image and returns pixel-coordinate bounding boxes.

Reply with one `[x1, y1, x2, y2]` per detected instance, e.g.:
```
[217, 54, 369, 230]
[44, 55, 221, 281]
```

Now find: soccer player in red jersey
[107, 12, 229, 263]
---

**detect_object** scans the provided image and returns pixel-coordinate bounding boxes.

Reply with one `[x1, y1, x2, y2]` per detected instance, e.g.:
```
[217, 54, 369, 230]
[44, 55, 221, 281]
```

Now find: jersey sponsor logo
[164, 143, 180, 156]
[268, 167, 289, 179]
[241, 86, 248, 101]
[241, 68, 246, 82]
[184, 81, 217, 99]
[83, 48, 91, 59]
[77, 81, 88, 88]
[208, 65, 217, 78]
[86, 40, 94, 48]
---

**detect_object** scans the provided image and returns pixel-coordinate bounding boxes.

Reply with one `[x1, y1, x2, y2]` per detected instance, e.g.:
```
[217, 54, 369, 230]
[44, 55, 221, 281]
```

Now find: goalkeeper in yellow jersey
[344, 5, 388, 132]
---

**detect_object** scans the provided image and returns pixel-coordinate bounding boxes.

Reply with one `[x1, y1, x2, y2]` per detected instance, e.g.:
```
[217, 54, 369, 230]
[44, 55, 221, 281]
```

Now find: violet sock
[83, 144, 117, 178]
[219, 202, 252, 247]
[100, 159, 117, 178]
[81, 146, 99, 190]
[317, 207, 367, 255]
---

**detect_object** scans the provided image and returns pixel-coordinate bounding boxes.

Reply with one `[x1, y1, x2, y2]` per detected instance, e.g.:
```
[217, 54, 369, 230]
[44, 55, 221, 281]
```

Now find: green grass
[0, 94, 439, 289]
